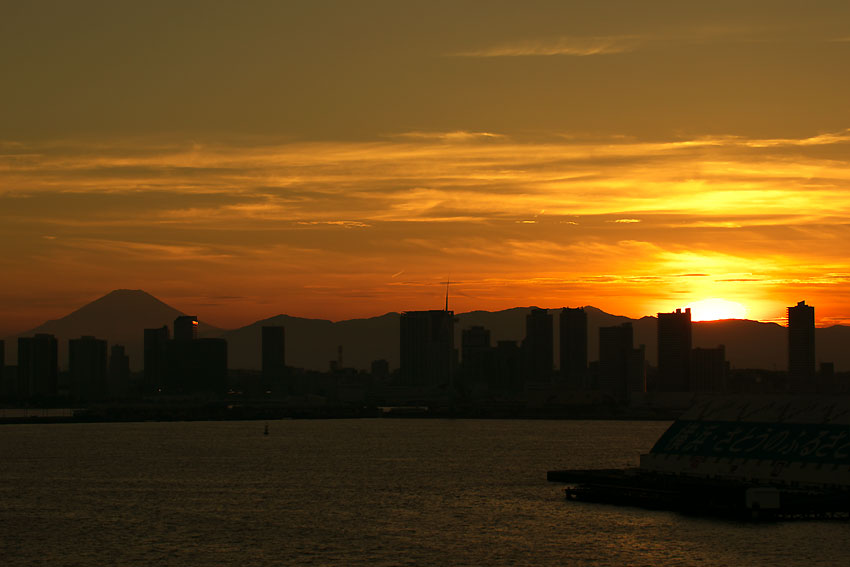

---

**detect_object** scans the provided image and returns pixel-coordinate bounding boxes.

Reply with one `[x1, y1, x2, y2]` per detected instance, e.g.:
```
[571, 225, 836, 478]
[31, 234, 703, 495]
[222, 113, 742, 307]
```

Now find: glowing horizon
[2, 3, 850, 335]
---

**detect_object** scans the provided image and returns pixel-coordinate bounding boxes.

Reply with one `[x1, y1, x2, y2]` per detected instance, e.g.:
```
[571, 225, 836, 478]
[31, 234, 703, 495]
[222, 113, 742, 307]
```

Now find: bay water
[2, 419, 848, 566]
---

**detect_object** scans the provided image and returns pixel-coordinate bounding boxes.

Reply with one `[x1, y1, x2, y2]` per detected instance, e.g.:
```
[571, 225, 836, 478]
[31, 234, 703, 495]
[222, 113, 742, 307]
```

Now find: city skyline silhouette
[4, 4, 850, 563]
[2, 288, 849, 414]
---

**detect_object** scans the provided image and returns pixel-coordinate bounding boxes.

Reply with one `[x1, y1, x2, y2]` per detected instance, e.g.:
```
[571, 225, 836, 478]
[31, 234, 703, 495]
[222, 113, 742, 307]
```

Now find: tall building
[788, 300, 815, 391]
[690, 345, 728, 392]
[399, 310, 454, 389]
[598, 323, 634, 400]
[166, 338, 228, 394]
[461, 325, 492, 387]
[17, 334, 58, 399]
[69, 336, 108, 401]
[493, 340, 522, 392]
[143, 325, 169, 393]
[0, 339, 4, 397]
[174, 315, 199, 341]
[108, 344, 131, 398]
[262, 326, 286, 386]
[656, 308, 692, 392]
[523, 308, 553, 383]
[559, 307, 587, 385]
[370, 359, 390, 381]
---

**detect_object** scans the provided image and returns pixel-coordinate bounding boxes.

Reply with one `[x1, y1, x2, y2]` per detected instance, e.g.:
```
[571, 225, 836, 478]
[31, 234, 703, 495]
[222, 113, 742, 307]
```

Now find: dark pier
[548, 468, 850, 520]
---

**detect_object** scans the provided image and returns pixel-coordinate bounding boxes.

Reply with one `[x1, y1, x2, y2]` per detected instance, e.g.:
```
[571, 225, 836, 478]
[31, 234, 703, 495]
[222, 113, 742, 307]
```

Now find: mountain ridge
[3, 290, 850, 373]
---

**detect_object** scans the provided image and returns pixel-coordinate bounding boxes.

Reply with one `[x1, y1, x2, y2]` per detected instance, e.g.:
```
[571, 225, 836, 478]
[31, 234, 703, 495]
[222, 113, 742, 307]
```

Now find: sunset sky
[3, 1, 850, 334]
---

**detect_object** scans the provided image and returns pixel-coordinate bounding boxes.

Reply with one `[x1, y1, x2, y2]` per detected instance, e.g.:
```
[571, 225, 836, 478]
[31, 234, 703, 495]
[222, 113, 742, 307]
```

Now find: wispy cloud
[392, 131, 506, 141]
[5, 129, 850, 327]
[452, 24, 789, 59]
[453, 36, 639, 57]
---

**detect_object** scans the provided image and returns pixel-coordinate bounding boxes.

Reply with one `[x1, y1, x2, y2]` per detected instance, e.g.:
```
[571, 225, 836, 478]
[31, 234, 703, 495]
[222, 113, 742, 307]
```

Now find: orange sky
[2, 2, 850, 334]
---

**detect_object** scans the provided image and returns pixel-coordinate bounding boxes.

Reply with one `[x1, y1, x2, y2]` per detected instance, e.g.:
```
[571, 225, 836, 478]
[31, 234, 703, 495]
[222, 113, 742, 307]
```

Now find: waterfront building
[399, 310, 454, 389]
[262, 326, 286, 387]
[657, 308, 692, 392]
[174, 315, 199, 341]
[493, 340, 522, 392]
[69, 335, 108, 401]
[690, 345, 728, 392]
[17, 334, 58, 399]
[461, 325, 492, 387]
[523, 308, 553, 384]
[598, 323, 633, 400]
[788, 300, 815, 392]
[166, 338, 228, 394]
[628, 344, 647, 395]
[559, 307, 587, 386]
[108, 344, 131, 398]
[370, 359, 390, 381]
[143, 325, 169, 393]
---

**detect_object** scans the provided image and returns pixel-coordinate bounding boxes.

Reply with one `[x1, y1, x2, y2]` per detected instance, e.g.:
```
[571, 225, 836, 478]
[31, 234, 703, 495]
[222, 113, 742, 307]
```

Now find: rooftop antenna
[445, 276, 450, 312]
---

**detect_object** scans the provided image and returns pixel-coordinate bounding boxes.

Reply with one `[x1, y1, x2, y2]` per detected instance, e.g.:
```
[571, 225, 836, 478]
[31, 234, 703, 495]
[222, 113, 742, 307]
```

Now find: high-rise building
[523, 308, 553, 383]
[598, 323, 634, 399]
[69, 336, 108, 401]
[657, 308, 692, 392]
[0, 339, 4, 397]
[108, 344, 131, 398]
[690, 345, 728, 392]
[143, 325, 169, 392]
[461, 325, 492, 387]
[370, 359, 390, 381]
[17, 334, 58, 399]
[493, 340, 522, 392]
[166, 337, 228, 394]
[788, 300, 815, 391]
[262, 326, 286, 386]
[399, 310, 454, 389]
[628, 344, 647, 395]
[174, 315, 199, 341]
[560, 307, 587, 385]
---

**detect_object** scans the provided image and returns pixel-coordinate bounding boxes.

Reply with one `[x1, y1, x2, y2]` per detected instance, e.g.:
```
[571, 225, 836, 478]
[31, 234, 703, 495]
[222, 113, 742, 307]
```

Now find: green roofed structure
[549, 396, 850, 520]
[641, 396, 850, 488]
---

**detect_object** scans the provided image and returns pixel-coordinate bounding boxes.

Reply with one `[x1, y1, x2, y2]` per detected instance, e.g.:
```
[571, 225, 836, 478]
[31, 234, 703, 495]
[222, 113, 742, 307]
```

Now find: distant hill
[223, 313, 400, 372]
[5, 290, 850, 373]
[3, 289, 221, 370]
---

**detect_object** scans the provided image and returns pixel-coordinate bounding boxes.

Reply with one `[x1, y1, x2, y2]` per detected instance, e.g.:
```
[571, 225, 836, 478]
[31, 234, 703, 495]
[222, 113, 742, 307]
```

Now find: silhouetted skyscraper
[174, 315, 199, 341]
[69, 336, 108, 401]
[461, 325, 493, 387]
[657, 308, 692, 392]
[598, 323, 633, 400]
[494, 340, 522, 392]
[788, 300, 815, 391]
[17, 334, 58, 399]
[370, 359, 390, 381]
[166, 337, 228, 394]
[560, 307, 587, 385]
[690, 345, 728, 392]
[262, 326, 286, 386]
[144, 325, 169, 392]
[0, 339, 4, 396]
[108, 344, 131, 398]
[399, 310, 454, 389]
[523, 308, 553, 383]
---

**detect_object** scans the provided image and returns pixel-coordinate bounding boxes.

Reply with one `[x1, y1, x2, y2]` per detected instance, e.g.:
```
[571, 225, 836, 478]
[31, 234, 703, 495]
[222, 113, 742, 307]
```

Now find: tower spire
[445, 277, 450, 312]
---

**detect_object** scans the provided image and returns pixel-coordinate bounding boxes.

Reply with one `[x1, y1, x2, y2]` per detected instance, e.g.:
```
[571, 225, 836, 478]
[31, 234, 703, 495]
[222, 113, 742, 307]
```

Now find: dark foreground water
[2, 419, 849, 566]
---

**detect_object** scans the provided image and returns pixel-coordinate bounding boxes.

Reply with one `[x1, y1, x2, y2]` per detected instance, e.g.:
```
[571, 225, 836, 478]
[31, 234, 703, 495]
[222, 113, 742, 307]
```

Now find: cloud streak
[453, 36, 639, 57]
[4, 130, 850, 328]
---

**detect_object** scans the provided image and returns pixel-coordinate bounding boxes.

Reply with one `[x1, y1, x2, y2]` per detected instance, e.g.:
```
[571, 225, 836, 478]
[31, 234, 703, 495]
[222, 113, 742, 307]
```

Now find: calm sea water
[1, 419, 849, 566]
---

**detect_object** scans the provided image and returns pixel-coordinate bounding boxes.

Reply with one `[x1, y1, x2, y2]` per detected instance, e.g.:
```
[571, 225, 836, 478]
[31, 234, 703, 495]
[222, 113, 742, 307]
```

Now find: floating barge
[548, 396, 850, 520]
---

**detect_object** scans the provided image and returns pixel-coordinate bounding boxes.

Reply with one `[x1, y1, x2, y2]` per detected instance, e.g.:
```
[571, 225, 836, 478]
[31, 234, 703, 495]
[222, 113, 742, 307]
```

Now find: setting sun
[685, 298, 748, 322]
